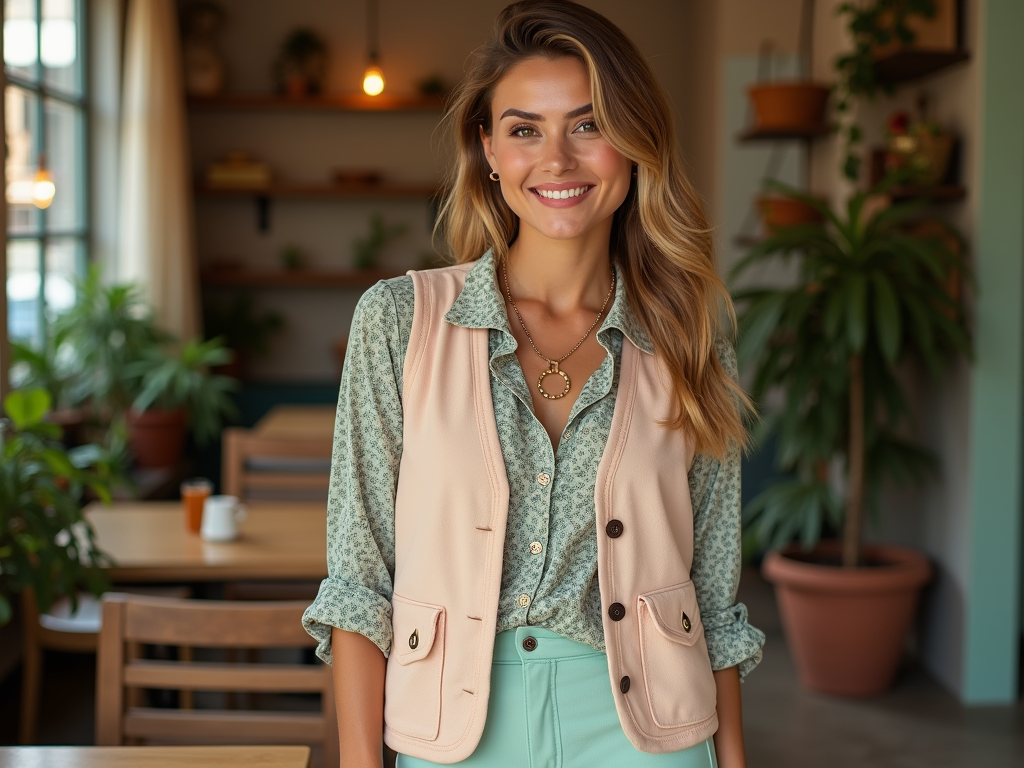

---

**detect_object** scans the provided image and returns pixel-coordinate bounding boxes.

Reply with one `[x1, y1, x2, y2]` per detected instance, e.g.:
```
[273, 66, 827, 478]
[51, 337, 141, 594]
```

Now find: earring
[489, 171, 500, 181]
[631, 166, 638, 179]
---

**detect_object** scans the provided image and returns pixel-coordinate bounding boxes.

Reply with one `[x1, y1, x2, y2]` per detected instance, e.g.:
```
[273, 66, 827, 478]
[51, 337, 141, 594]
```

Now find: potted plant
[732, 178, 971, 695]
[9, 326, 87, 446]
[833, 0, 947, 182]
[0, 389, 115, 625]
[126, 337, 240, 468]
[274, 28, 328, 97]
[203, 293, 286, 380]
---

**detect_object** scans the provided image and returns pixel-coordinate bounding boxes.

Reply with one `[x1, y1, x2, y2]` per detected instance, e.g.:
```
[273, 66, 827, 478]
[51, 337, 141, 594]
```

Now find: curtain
[116, 0, 200, 340]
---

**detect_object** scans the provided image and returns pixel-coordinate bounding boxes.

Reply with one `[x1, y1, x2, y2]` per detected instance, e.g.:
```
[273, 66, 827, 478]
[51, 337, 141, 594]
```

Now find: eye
[510, 123, 538, 138]
[574, 119, 599, 133]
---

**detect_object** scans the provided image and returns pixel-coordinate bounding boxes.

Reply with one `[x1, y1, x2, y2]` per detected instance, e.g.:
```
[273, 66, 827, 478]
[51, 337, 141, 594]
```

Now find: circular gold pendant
[537, 362, 571, 400]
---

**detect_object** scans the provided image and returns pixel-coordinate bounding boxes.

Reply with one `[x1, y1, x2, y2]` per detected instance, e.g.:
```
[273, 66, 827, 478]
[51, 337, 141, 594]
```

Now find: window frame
[4, 0, 89, 347]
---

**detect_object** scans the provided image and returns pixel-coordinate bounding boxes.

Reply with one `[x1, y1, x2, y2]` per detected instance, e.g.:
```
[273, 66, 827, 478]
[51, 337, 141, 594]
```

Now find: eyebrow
[499, 103, 594, 121]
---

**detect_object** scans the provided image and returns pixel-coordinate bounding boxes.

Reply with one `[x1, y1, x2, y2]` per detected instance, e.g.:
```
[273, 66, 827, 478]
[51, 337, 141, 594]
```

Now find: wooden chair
[19, 586, 189, 744]
[221, 427, 333, 502]
[221, 427, 333, 602]
[96, 594, 338, 768]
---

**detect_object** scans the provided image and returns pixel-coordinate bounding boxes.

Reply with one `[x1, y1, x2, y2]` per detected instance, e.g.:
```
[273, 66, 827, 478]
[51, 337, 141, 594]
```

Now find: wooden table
[84, 501, 327, 582]
[253, 405, 336, 441]
[0, 746, 310, 768]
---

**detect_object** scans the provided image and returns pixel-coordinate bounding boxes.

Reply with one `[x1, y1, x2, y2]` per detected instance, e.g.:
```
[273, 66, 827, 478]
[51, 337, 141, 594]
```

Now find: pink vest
[383, 263, 719, 762]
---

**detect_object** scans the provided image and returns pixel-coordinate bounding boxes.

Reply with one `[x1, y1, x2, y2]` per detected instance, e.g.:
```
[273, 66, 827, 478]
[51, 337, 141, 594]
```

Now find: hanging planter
[756, 194, 825, 233]
[748, 82, 831, 132]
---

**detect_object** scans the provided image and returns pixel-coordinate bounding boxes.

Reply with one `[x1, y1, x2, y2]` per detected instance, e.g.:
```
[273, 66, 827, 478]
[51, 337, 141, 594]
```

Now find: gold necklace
[502, 261, 615, 400]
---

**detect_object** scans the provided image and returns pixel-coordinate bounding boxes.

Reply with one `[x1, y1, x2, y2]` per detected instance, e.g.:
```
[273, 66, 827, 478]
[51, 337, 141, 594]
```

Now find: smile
[534, 185, 591, 199]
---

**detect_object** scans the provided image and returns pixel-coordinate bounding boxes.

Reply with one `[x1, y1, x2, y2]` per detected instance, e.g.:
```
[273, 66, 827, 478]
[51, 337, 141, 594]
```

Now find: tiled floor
[2, 570, 1022, 767]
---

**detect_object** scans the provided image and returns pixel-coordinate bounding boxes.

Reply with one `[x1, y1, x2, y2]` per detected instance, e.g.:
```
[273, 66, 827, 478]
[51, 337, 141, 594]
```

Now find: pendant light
[32, 155, 56, 209]
[361, 0, 385, 96]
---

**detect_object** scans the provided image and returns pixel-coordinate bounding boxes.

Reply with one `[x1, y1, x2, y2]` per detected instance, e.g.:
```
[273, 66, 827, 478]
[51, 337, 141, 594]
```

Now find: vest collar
[444, 250, 655, 356]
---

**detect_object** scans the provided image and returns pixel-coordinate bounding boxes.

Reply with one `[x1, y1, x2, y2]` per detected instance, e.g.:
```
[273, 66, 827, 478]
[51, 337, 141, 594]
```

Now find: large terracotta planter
[762, 541, 932, 696]
[748, 82, 831, 131]
[127, 407, 187, 469]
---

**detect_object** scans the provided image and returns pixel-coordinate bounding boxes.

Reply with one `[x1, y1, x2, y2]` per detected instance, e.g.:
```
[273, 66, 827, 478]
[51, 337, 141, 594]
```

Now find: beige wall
[188, 0, 702, 381]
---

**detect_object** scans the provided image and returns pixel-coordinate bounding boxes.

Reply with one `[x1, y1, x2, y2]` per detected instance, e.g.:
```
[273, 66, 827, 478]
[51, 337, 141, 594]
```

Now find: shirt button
[517, 594, 531, 608]
[522, 636, 538, 652]
[563, 428, 574, 441]
[608, 602, 626, 621]
[537, 473, 551, 486]
[529, 541, 543, 555]
[605, 519, 624, 538]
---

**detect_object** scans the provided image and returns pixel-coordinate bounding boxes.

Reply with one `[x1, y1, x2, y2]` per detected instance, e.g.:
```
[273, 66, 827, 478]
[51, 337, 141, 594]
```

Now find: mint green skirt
[396, 627, 718, 768]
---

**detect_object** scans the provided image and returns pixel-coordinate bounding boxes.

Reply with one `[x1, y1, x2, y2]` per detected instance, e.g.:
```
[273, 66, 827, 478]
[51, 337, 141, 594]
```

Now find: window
[4, 0, 86, 346]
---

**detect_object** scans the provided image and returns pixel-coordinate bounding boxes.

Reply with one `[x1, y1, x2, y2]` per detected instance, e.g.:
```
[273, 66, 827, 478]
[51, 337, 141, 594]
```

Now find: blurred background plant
[0, 389, 115, 625]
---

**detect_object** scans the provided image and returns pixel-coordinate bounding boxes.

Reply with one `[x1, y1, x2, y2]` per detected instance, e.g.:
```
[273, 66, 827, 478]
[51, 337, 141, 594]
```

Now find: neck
[503, 226, 614, 315]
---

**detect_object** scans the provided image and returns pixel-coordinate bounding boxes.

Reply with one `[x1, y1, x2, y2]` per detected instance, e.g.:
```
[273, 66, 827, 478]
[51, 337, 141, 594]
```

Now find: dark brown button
[608, 602, 626, 621]
[619, 675, 631, 693]
[522, 636, 538, 652]
[409, 630, 419, 649]
[682, 612, 692, 632]
[605, 519, 624, 538]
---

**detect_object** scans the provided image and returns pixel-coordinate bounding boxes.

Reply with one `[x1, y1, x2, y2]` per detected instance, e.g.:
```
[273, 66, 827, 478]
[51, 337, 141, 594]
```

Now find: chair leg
[19, 636, 41, 744]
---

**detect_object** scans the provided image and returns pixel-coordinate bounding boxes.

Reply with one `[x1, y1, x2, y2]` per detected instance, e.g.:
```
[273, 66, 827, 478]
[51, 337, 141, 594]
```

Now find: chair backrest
[96, 594, 337, 767]
[222, 427, 333, 501]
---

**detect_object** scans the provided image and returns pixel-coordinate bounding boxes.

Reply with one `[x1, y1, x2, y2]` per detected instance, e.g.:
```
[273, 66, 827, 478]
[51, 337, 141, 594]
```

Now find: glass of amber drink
[181, 477, 213, 533]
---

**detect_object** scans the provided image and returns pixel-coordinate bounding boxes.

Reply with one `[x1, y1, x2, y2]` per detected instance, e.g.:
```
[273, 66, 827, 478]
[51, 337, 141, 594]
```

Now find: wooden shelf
[886, 184, 966, 202]
[187, 93, 446, 112]
[738, 124, 833, 142]
[195, 183, 439, 200]
[201, 268, 405, 288]
[873, 50, 970, 85]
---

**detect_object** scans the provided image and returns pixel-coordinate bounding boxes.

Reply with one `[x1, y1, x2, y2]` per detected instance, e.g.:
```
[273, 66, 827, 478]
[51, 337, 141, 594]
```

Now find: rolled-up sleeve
[302, 279, 410, 664]
[689, 339, 766, 680]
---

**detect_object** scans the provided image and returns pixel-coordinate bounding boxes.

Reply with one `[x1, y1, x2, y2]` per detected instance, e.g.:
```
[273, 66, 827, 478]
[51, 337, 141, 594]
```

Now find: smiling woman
[301, 3, 764, 768]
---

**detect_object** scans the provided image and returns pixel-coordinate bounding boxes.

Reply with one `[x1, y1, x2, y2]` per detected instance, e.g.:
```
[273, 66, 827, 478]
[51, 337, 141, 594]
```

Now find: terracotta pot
[127, 407, 188, 469]
[748, 82, 831, 130]
[762, 541, 932, 696]
[757, 196, 824, 233]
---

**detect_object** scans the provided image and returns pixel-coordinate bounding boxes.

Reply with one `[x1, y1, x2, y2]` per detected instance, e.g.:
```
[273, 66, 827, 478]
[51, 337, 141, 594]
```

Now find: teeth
[537, 186, 589, 199]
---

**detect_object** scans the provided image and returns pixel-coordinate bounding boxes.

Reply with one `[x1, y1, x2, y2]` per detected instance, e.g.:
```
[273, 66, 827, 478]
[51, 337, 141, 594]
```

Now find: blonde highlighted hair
[435, 0, 750, 458]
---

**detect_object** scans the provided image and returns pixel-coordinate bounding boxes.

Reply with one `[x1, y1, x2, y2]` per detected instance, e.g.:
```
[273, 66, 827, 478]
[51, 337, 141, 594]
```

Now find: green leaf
[0, 594, 10, 625]
[871, 274, 902, 363]
[4, 389, 52, 429]
[845, 273, 868, 351]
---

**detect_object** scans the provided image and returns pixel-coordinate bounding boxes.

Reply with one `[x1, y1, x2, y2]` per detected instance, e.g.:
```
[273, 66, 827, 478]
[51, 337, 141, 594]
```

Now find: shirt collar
[444, 250, 655, 356]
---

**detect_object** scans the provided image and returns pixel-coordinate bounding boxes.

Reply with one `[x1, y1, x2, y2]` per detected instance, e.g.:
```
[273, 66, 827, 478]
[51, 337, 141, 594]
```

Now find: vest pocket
[637, 581, 718, 730]
[385, 595, 446, 741]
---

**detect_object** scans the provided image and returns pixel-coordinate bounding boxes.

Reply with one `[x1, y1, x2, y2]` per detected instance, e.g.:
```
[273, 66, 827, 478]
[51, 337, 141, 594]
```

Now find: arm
[301, 280, 414, 764]
[332, 627, 387, 767]
[712, 666, 746, 768]
[688, 340, 765, 766]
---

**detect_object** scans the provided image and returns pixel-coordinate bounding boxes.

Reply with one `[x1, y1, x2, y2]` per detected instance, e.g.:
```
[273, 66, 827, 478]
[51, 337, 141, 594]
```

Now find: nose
[540, 133, 577, 175]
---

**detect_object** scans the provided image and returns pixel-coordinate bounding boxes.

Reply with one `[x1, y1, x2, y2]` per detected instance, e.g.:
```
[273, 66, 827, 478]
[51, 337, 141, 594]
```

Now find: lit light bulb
[32, 168, 56, 209]
[362, 64, 385, 96]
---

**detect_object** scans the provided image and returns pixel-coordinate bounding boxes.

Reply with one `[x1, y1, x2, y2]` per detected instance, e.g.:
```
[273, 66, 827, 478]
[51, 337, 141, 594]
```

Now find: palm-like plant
[733, 179, 972, 567]
[129, 336, 239, 446]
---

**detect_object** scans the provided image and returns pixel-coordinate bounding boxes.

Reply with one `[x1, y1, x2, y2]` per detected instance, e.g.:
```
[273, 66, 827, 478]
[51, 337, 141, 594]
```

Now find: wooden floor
[3, 571, 1023, 767]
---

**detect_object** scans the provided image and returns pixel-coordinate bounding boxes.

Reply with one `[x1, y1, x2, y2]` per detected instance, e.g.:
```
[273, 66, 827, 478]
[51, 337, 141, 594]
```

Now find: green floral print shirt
[302, 251, 765, 678]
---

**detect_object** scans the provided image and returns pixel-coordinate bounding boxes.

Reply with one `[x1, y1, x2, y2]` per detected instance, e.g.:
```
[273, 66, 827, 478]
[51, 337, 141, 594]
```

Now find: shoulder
[352, 276, 415, 357]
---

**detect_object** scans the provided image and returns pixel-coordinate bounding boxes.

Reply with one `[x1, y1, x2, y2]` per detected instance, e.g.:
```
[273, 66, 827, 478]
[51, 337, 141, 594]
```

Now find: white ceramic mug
[201, 495, 248, 542]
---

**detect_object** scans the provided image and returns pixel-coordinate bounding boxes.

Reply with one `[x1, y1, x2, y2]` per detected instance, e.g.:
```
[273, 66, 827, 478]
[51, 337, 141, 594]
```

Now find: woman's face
[481, 56, 633, 245]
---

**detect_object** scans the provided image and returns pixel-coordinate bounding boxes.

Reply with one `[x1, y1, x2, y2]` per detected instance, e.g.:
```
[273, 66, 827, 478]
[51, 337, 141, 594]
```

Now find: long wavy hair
[434, 0, 750, 458]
